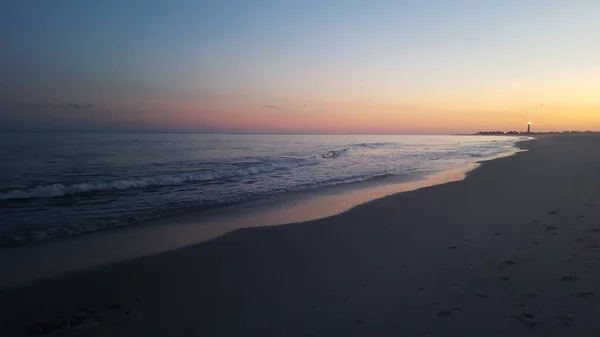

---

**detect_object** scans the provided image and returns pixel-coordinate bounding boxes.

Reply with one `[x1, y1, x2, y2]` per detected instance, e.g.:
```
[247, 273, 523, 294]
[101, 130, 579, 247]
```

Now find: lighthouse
[527, 121, 531, 133]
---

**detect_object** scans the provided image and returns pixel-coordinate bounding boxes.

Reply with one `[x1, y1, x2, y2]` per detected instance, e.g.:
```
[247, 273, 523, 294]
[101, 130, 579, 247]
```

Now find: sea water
[0, 133, 525, 246]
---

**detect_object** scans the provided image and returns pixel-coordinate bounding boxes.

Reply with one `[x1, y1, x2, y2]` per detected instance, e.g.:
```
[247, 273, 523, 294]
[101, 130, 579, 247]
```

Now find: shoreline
[0, 141, 524, 289]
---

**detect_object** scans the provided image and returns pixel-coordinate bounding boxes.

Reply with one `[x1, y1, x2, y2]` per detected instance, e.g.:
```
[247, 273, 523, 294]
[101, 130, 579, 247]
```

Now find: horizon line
[1, 129, 595, 136]
[0, 130, 455, 136]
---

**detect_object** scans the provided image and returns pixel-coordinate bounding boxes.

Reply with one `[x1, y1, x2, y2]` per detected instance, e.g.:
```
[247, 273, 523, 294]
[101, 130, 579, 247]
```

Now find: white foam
[0, 159, 319, 200]
[0, 137, 523, 201]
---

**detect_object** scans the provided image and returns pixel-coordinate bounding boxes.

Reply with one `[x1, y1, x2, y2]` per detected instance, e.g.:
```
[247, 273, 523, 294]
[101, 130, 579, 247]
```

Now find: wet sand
[2, 133, 600, 336]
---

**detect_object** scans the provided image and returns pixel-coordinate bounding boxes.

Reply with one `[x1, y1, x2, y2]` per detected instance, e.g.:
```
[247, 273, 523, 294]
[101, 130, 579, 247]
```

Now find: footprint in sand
[513, 313, 536, 328]
[448, 246, 457, 250]
[558, 314, 575, 326]
[546, 226, 557, 231]
[572, 291, 594, 298]
[498, 260, 517, 270]
[501, 276, 511, 281]
[590, 228, 600, 233]
[549, 211, 557, 215]
[523, 291, 539, 298]
[575, 237, 587, 242]
[561, 274, 579, 282]
[587, 243, 600, 249]
[437, 310, 453, 317]
[476, 292, 489, 298]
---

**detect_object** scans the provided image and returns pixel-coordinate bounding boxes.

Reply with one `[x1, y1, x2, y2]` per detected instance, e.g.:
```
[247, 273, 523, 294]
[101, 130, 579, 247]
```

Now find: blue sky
[2, 0, 599, 132]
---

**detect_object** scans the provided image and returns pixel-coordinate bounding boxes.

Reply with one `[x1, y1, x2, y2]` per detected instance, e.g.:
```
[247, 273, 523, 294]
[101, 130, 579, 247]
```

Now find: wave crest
[319, 142, 396, 159]
[321, 149, 347, 158]
[350, 142, 396, 149]
[0, 158, 318, 200]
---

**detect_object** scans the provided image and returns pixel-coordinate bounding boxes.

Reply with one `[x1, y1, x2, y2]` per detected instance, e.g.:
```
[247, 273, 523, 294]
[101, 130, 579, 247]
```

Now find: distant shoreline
[469, 131, 596, 136]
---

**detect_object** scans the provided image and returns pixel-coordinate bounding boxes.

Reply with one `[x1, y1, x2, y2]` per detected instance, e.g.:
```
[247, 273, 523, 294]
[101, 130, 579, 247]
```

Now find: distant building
[527, 122, 531, 133]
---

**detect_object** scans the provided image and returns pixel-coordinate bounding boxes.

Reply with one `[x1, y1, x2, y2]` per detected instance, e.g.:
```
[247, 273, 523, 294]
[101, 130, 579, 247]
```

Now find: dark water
[0, 133, 524, 246]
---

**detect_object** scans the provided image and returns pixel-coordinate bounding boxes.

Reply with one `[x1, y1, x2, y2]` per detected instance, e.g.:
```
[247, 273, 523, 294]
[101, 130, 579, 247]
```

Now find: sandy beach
[2, 133, 600, 336]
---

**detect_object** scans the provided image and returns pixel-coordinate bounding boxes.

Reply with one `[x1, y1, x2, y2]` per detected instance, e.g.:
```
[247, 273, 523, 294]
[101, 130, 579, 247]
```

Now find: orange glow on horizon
[108, 99, 599, 134]
[71, 89, 600, 133]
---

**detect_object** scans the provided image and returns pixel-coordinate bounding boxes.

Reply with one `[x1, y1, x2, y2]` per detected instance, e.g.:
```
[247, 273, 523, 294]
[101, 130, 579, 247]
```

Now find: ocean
[0, 133, 525, 247]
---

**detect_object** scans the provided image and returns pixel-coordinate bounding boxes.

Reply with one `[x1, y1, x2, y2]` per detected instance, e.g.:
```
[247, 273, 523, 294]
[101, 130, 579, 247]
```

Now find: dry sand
[2, 133, 600, 336]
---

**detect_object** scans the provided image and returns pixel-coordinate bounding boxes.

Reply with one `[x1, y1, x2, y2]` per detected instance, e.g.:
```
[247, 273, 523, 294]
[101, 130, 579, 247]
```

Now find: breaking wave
[321, 149, 348, 158]
[319, 142, 396, 159]
[0, 140, 515, 201]
[0, 158, 319, 200]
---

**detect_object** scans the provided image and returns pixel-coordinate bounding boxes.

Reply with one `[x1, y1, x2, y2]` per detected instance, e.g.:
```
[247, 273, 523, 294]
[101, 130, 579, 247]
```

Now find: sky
[1, 0, 599, 134]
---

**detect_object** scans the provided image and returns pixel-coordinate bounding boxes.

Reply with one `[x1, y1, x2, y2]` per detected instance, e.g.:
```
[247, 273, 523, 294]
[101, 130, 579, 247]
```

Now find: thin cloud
[263, 105, 278, 109]
[61, 103, 92, 109]
[1, 100, 93, 109]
